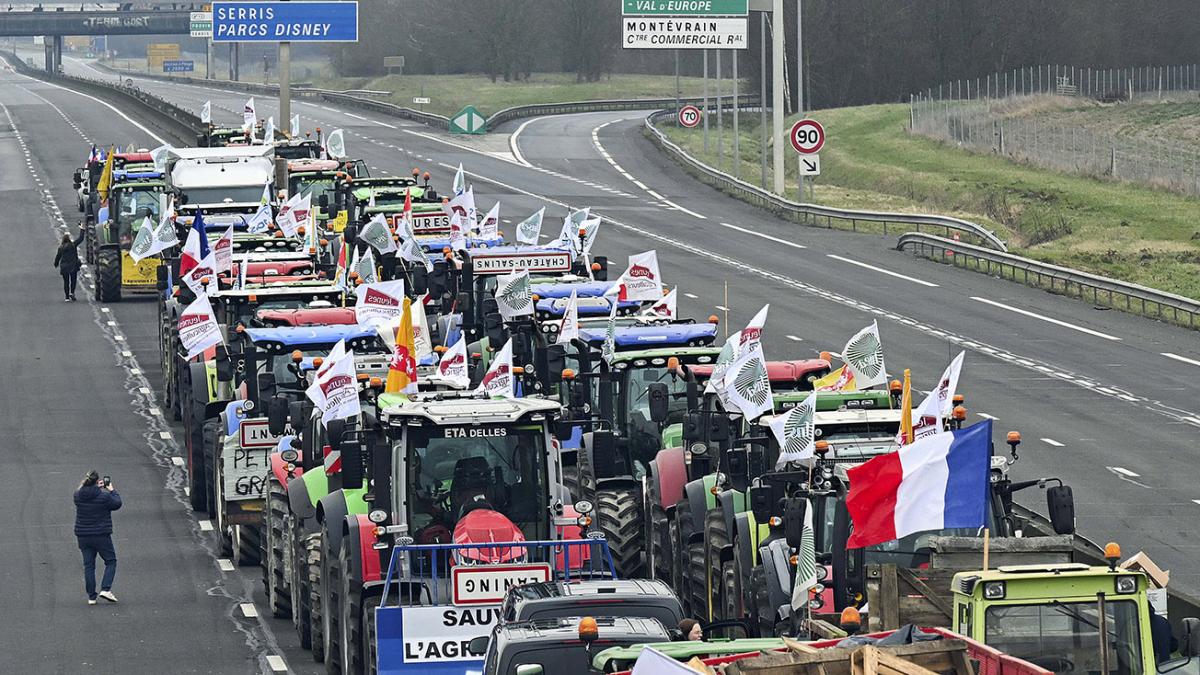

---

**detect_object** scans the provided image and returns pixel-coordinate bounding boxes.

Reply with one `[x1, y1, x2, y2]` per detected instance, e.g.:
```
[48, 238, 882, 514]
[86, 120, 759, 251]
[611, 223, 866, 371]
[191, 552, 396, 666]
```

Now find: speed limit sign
[678, 105, 702, 129]
[789, 119, 825, 154]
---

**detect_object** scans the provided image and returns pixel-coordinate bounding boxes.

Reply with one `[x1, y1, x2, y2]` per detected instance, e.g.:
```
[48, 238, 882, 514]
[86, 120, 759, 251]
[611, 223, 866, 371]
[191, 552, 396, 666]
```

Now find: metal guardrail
[898, 232, 1200, 330]
[643, 109, 1010, 252]
[485, 94, 759, 128]
[3, 52, 202, 145]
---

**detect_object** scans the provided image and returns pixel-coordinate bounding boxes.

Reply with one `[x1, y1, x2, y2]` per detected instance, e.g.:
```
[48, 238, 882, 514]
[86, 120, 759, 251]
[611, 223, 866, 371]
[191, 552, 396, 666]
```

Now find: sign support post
[760, 11, 767, 188]
[796, 0, 804, 199]
[772, 0, 785, 195]
[703, 50, 709, 154]
[279, 40, 290, 137]
[732, 48, 739, 178]
[716, 48, 723, 171]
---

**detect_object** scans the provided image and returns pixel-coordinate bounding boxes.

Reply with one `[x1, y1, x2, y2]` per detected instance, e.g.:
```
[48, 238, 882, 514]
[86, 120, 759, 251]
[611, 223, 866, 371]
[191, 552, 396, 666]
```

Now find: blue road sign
[163, 60, 195, 73]
[212, 1, 358, 42]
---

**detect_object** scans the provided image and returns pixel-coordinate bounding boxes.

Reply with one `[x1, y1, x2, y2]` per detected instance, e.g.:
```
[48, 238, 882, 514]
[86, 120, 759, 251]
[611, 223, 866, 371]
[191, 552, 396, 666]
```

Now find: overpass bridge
[0, 8, 193, 72]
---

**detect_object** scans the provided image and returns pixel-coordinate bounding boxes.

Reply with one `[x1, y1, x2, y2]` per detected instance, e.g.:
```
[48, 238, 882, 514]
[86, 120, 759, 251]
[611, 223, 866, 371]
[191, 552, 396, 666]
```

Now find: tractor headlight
[983, 581, 1006, 600]
[1115, 575, 1138, 594]
[368, 509, 388, 524]
[815, 565, 829, 582]
[689, 442, 707, 456]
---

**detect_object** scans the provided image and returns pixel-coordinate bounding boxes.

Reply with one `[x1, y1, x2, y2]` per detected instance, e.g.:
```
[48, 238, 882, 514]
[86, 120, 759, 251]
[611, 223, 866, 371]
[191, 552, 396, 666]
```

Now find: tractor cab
[89, 177, 171, 302]
[272, 138, 326, 161]
[331, 173, 444, 237]
[77, 150, 154, 224]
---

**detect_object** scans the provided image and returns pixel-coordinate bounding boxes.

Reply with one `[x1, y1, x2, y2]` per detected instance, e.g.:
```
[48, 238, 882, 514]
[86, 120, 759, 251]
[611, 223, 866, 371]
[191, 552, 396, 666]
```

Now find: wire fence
[909, 64, 1200, 196]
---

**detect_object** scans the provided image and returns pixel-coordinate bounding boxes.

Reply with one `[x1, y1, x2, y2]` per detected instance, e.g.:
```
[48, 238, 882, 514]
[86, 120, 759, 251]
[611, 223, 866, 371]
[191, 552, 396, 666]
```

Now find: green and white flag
[290, 113, 300, 137]
[720, 341, 773, 421]
[150, 144, 171, 174]
[324, 128, 346, 159]
[770, 391, 816, 468]
[842, 320, 887, 389]
[359, 213, 397, 254]
[789, 500, 819, 612]
[495, 269, 532, 321]
[263, 115, 275, 143]
[601, 296, 618, 366]
[704, 329, 743, 398]
[200, 100, 211, 124]
[452, 163, 466, 196]
[515, 207, 544, 245]
[129, 212, 180, 263]
[351, 247, 378, 284]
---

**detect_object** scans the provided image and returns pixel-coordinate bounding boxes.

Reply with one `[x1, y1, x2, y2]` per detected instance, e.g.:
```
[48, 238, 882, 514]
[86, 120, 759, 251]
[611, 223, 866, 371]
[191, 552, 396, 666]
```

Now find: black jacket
[73, 485, 122, 537]
[54, 232, 86, 273]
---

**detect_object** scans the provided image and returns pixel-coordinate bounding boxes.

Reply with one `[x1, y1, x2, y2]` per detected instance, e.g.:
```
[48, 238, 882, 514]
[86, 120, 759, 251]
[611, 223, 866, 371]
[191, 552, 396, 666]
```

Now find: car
[500, 578, 685, 629]
[475, 616, 672, 675]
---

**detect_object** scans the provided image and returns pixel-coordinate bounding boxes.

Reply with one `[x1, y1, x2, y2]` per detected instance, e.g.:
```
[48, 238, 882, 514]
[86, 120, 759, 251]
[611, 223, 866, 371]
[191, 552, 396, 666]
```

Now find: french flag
[845, 420, 991, 549]
[179, 210, 211, 278]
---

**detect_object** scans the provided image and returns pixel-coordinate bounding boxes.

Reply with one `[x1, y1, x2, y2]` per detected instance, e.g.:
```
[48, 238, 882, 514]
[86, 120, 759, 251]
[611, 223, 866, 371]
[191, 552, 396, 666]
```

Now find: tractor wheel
[265, 477, 292, 619]
[233, 524, 262, 567]
[361, 595, 381, 675]
[596, 487, 644, 578]
[294, 523, 312, 649]
[721, 560, 741, 624]
[673, 500, 694, 615]
[750, 565, 772, 638]
[647, 476, 670, 582]
[185, 387, 207, 512]
[307, 532, 325, 662]
[704, 506, 730, 621]
[322, 528, 343, 673]
[97, 247, 121, 303]
[687, 538, 707, 621]
[205, 422, 222, 525]
[339, 540, 364, 675]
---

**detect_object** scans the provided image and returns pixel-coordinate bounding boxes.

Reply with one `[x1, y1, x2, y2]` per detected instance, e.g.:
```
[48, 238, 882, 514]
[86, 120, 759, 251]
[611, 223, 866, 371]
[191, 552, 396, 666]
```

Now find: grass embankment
[664, 103, 1200, 300]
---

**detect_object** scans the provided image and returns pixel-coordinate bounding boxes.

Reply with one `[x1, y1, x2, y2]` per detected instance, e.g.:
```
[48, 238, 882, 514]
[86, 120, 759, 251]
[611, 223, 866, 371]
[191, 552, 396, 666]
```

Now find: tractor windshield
[292, 178, 335, 205]
[985, 599, 1143, 675]
[184, 185, 268, 206]
[115, 188, 161, 241]
[403, 424, 550, 544]
[624, 366, 690, 426]
[814, 420, 901, 459]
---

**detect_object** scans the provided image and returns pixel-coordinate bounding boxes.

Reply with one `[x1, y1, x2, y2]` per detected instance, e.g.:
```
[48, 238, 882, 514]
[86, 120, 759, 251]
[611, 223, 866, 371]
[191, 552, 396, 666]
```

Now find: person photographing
[74, 471, 121, 605]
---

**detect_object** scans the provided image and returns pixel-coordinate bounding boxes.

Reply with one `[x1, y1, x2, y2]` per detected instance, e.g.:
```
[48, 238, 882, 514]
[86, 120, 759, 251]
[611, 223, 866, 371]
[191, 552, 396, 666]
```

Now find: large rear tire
[307, 532, 325, 662]
[673, 499, 694, 615]
[596, 487, 644, 578]
[361, 595, 381, 675]
[687, 538, 707, 621]
[721, 560, 741, 624]
[339, 540, 364, 675]
[322, 527, 342, 673]
[185, 385, 207, 512]
[265, 477, 292, 619]
[233, 523, 262, 567]
[750, 565, 772, 638]
[647, 473, 670, 583]
[704, 506, 730, 621]
[97, 247, 121, 303]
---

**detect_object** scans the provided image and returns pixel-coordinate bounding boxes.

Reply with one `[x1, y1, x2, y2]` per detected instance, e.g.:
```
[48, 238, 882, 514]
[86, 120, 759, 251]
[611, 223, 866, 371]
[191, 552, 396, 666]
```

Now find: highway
[2, 54, 1199, 670]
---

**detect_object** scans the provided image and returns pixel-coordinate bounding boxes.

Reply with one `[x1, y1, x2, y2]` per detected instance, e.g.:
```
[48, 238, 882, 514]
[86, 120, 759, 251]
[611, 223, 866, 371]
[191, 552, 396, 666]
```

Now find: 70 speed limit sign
[789, 118, 825, 154]
[677, 104, 702, 128]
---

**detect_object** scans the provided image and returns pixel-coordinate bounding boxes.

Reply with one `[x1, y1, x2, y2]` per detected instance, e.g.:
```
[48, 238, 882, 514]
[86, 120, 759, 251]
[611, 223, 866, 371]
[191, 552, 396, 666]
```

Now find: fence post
[1111, 145, 1117, 178]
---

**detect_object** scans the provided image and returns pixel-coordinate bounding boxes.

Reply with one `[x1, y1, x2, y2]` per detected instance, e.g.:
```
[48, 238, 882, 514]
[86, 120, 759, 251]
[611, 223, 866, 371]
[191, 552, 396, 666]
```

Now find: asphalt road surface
[2, 55, 1198, 671]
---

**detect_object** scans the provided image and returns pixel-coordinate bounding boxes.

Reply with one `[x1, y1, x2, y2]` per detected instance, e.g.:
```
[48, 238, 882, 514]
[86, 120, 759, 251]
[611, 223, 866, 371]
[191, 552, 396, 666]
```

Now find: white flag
[359, 213, 397, 254]
[601, 297, 619, 365]
[616, 250, 662, 301]
[263, 115, 275, 143]
[278, 192, 311, 238]
[290, 113, 300, 137]
[182, 251, 218, 296]
[354, 279, 406, 326]
[129, 212, 179, 263]
[150, 144, 171, 174]
[352, 247, 378, 284]
[214, 225, 234, 276]
[324, 128, 346, 158]
[237, 253, 248, 290]
[178, 294, 223, 359]
[396, 234, 433, 273]
[476, 202, 500, 239]
[740, 303, 769, 349]
[201, 100, 211, 124]
[452, 163, 466, 196]
[771, 392, 816, 468]
[556, 290, 579, 346]
[413, 295, 433, 361]
[475, 339, 515, 399]
[789, 502, 819, 611]
[306, 348, 361, 425]
[243, 97, 256, 129]
[642, 287, 677, 319]
[448, 213, 468, 252]
[443, 186, 473, 221]
[579, 217, 601, 255]
[556, 207, 590, 249]
[907, 351, 965, 443]
[705, 329, 743, 395]
[842, 320, 888, 389]
[435, 333, 470, 389]
[515, 207, 544, 245]
[495, 269, 533, 320]
[719, 342, 773, 421]
[244, 202, 272, 234]
[631, 647, 697, 675]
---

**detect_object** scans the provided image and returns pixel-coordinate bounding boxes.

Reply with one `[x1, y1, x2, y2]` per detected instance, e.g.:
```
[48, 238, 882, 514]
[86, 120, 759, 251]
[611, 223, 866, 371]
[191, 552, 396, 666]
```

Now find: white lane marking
[371, 119, 397, 129]
[509, 115, 547, 168]
[1041, 438, 1065, 447]
[320, 105, 337, 112]
[720, 221, 806, 250]
[138, 387, 151, 394]
[827, 254, 938, 287]
[1162, 352, 1200, 368]
[684, 292, 698, 299]
[1193, 500, 1200, 506]
[661, 199, 706, 219]
[171, 455, 184, 465]
[240, 603, 259, 617]
[977, 413, 999, 421]
[786, 335, 803, 341]
[1108, 466, 1139, 477]
[129, 368, 140, 375]
[199, 520, 214, 531]
[343, 112, 367, 120]
[715, 304, 730, 311]
[11, 71, 166, 144]
[266, 655, 288, 672]
[646, 188, 665, 200]
[217, 559, 234, 571]
[100, 307, 110, 312]
[970, 297, 1122, 341]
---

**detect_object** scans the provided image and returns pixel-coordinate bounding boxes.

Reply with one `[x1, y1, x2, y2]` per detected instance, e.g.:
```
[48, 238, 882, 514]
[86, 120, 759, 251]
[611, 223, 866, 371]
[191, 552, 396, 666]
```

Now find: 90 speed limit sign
[678, 104, 702, 128]
[789, 118, 825, 154]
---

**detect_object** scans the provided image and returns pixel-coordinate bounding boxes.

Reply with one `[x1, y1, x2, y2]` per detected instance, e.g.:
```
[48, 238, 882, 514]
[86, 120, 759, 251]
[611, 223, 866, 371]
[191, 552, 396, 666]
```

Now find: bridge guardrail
[643, 109, 1009, 252]
[897, 232, 1200, 329]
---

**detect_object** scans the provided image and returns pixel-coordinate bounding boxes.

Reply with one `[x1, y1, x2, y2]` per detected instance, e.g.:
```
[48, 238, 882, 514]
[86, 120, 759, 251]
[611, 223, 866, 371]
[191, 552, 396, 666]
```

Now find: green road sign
[623, 0, 748, 16]
[449, 105, 487, 135]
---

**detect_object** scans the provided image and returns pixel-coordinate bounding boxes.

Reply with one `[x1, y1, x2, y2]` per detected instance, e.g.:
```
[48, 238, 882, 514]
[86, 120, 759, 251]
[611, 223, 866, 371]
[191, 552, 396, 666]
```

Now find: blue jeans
[77, 535, 117, 599]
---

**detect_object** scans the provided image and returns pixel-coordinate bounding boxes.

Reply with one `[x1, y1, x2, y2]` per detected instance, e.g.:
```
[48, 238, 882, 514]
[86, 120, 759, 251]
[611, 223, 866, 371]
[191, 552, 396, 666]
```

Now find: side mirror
[343, 223, 358, 245]
[288, 400, 309, 434]
[466, 635, 489, 657]
[267, 395, 289, 436]
[214, 353, 234, 383]
[681, 412, 703, 443]
[318, 193, 329, 209]
[1182, 618, 1200, 657]
[784, 497, 808, 549]
[647, 382, 670, 424]
[1046, 485, 1075, 535]
[749, 485, 773, 524]
[73, 171, 83, 188]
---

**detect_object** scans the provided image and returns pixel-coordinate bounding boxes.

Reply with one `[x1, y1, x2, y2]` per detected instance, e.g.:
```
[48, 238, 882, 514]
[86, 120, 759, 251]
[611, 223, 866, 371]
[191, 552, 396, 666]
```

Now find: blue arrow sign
[212, 1, 358, 42]
[163, 60, 195, 72]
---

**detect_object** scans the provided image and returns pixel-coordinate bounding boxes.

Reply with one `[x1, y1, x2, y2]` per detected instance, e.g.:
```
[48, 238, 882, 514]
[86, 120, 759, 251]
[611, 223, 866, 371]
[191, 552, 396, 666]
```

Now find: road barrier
[897, 232, 1200, 330]
[4, 52, 201, 145]
[643, 109, 1010, 252]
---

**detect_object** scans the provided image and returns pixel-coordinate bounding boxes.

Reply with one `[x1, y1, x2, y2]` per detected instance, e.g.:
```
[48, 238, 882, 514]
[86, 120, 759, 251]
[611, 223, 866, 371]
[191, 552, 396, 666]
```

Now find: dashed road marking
[171, 455, 184, 464]
[217, 558, 234, 571]
[199, 520, 214, 532]
[786, 335, 803, 341]
[240, 603, 258, 617]
[720, 221, 806, 250]
[828, 254, 937, 287]
[977, 413, 999, 421]
[1041, 438, 1065, 447]
[970, 297, 1122, 341]
[1162, 352, 1200, 368]
[1108, 466, 1139, 477]
[266, 655, 288, 672]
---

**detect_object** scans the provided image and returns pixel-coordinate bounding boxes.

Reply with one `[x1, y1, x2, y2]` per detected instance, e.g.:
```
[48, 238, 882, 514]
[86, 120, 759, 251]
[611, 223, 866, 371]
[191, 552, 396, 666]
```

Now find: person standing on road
[53, 225, 87, 302]
[74, 470, 121, 605]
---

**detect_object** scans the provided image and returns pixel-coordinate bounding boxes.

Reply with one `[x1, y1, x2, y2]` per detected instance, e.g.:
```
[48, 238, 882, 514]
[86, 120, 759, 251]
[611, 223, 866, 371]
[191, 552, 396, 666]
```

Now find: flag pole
[982, 527, 991, 570]
[723, 280, 730, 339]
